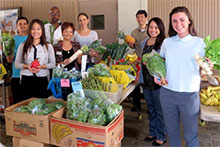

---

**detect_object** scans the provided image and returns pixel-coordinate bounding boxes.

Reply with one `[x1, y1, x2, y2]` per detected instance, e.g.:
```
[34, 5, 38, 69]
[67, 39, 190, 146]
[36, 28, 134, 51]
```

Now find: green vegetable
[87, 107, 106, 125]
[14, 106, 31, 113]
[1, 33, 15, 56]
[81, 45, 89, 53]
[88, 40, 101, 49]
[142, 53, 166, 84]
[94, 46, 106, 55]
[204, 35, 220, 71]
[88, 64, 111, 77]
[106, 103, 122, 123]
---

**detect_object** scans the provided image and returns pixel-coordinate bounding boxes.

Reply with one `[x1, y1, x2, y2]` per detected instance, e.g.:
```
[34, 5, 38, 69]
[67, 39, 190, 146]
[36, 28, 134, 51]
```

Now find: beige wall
[0, 0, 78, 26]
[148, 0, 220, 40]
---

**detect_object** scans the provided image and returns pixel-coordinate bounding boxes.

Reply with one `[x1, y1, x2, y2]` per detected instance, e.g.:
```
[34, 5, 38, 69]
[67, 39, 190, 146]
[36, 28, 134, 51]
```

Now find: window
[91, 15, 104, 30]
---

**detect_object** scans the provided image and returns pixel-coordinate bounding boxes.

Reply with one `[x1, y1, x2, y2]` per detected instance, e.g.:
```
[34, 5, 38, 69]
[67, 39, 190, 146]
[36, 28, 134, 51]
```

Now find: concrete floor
[0, 98, 220, 147]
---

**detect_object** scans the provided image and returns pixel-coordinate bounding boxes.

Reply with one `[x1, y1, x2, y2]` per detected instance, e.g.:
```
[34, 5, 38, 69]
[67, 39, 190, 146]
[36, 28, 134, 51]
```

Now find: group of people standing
[11, 6, 98, 103]
[131, 6, 204, 147]
[8, 5, 204, 147]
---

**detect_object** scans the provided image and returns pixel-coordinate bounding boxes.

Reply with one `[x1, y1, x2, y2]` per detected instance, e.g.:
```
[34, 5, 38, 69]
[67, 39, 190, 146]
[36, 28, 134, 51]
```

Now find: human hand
[89, 49, 98, 57]
[6, 56, 13, 63]
[63, 58, 71, 65]
[76, 53, 83, 64]
[128, 42, 135, 48]
[154, 77, 168, 86]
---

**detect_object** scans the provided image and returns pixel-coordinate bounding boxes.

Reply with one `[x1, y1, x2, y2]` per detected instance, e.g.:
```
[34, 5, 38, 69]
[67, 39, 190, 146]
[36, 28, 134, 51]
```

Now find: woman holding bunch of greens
[140, 17, 167, 146]
[15, 19, 55, 100]
[155, 6, 205, 147]
[53, 22, 81, 71]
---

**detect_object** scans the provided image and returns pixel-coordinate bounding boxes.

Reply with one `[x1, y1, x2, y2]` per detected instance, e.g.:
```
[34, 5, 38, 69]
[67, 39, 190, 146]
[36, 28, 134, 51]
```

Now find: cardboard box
[50, 107, 124, 147]
[5, 98, 64, 144]
[13, 137, 52, 147]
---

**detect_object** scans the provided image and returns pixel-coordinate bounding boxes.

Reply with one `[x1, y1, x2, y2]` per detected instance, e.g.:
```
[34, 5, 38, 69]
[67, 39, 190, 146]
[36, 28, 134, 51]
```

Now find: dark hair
[147, 17, 165, 50]
[61, 22, 75, 33]
[168, 6, 197, 37]
[136, 10, 148, 17]
[50, 6, 60, 12]
[23, 19, 48, 61]
[78, 12, 89, 20]
[16, 17, 29, 24]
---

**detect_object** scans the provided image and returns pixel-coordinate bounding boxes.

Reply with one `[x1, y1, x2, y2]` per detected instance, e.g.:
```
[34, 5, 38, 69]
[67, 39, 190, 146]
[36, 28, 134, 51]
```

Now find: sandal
[152, 140, 167, 146]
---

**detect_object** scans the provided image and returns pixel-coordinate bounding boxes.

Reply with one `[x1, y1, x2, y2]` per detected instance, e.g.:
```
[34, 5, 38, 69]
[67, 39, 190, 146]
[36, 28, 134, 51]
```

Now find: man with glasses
[45, 6, 63, 45]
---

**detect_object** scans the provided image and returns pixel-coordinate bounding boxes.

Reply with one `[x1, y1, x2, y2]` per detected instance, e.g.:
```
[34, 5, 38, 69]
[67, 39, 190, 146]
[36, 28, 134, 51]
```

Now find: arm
[43, 44, 56, 69]
[15, 43, 27, 69]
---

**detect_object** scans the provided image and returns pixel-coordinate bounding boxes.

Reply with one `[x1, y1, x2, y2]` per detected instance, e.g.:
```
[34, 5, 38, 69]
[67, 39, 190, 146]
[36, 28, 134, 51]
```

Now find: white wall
[118, 0, 148, 35]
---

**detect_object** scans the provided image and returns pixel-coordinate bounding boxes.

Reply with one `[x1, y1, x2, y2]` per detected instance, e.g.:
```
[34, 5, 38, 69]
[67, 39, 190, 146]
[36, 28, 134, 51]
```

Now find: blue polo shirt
[12, 35, 28, 78]
[160, 34, 205, 92]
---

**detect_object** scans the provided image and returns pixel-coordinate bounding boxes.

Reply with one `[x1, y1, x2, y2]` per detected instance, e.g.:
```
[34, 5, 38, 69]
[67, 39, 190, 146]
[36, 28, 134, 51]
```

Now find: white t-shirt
[72, 30, 98, 46]
[44, 23, 63, 45]
[160, 34, 205, 92]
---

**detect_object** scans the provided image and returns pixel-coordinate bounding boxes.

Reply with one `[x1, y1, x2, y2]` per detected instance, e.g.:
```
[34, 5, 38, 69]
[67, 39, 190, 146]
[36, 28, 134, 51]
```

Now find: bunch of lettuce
[142, 52, 167, 85]
[66, 93, 91, 123]
[52, 66, 81, 79]
[1, 33, 15, 56]
[13, 99, 65, 115]
[66, 92, 122, 126]
[204, 35, 220, 71]
[88, 63, 111, 77]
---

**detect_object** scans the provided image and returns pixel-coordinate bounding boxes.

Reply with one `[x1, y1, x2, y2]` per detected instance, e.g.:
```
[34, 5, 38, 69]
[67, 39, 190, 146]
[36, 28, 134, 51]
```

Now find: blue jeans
[160, 87, 199, 147]
[143, 88, 166, 141]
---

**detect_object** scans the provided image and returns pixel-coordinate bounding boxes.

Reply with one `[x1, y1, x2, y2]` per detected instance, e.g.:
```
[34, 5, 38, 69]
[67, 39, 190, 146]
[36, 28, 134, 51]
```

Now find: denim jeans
[160, 87, 199, 147]
[143, 88, 166, 141]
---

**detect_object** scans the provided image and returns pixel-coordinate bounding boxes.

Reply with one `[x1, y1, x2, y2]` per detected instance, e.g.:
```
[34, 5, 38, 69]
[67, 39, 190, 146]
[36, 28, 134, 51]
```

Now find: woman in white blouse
[72, 12, 98, 47]
[15, 19, 56, 100]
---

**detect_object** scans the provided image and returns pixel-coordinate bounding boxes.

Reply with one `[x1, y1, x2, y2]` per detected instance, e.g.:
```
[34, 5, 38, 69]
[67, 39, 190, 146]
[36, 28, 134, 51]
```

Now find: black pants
[11, 78, 21, 104]
[20, 75, 50, 100]
[130, 84, 141, 109]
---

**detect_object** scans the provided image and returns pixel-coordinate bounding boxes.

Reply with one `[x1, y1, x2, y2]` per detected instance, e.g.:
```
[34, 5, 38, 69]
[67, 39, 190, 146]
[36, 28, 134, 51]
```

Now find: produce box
[83, 84, 123, 103]
[5, 98, 64, 144]
[13, 137, 52, 147]
[50, 107, 124, 147]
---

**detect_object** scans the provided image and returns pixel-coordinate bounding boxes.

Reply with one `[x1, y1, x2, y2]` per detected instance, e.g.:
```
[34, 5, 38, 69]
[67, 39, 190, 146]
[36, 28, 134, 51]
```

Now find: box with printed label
[50, 107, 124, 147]
[5, 98, 64, 144]
[13, 137, 52, 147]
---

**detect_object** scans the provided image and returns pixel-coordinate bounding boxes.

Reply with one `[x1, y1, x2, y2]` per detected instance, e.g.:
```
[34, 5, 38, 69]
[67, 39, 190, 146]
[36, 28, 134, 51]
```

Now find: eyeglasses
[49, 12, 60, 16]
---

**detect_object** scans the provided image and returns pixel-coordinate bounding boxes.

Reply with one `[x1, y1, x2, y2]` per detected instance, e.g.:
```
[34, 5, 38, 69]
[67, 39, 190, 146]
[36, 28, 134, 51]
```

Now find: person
[44, 6, 63, 45]
[129, 10, 148, 112]
[11, 17, 29, 104]
[53, 22, 81, 71]
[15, 19, 56, 100]
[72, 12, 99, 66]
[155, 6, 205, 147]
[140, 17, 167, 146]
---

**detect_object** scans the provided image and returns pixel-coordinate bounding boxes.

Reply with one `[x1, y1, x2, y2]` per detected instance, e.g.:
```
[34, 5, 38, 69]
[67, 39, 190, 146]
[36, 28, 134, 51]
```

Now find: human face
[16, 19, 28, 34]
[136, 14, 147, 26]
[78, 15, 89, 28]
[49, 8, 60, 24]
[62, 27, 73, 41]
[171, 12, 190, 38]
[148, 21, 160, 38]
[31, 23, 42, 40]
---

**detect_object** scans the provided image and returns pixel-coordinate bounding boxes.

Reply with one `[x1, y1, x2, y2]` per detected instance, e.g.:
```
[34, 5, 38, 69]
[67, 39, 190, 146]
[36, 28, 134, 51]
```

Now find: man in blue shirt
[10, 17, 28, 103]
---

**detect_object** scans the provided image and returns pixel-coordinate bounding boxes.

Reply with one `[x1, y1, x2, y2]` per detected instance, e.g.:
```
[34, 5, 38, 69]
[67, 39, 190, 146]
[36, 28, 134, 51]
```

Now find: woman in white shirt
[73, 12, 98, 47]
[15, 19, 56, 100]
[155, 7, 205, 147]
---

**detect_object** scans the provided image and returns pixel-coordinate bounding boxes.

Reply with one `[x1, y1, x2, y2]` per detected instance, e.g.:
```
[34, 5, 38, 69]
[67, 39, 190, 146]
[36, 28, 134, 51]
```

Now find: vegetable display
[66, 92, 122, 125]
[1, 32, 15, 56]
[52, 65, 81, 79]
[13, 99, 65, 115]
[204, 35, 220, 71]
[142, 52, 167, 85]
[102, 42, 128, 60]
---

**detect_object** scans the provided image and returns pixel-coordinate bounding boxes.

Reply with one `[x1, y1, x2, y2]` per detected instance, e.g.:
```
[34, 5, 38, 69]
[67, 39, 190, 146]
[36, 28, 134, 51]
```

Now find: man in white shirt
[44, 6, 63, 45]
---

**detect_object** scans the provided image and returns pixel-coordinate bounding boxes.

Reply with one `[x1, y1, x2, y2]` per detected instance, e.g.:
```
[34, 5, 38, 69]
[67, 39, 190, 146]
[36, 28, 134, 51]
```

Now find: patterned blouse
[53, 41, 81, 70]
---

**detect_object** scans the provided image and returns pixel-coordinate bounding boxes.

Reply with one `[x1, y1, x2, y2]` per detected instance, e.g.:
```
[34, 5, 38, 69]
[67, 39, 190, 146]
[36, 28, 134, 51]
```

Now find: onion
[201, 70, 207, 75]
[205, 67, 211, 72]
[201, 62, 208, 69]
[194, 54, 200, 60]
[207, 71, 213, 76]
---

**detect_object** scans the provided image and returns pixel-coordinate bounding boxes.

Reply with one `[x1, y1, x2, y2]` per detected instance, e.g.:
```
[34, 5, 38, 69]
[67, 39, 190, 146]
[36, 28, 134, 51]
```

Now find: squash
[124, 35, 135, 44]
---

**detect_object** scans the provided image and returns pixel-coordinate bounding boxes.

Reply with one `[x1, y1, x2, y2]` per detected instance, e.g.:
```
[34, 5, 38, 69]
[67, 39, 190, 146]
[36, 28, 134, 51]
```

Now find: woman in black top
[53, 22, 81, 71]
[139, 17, 167, 146]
